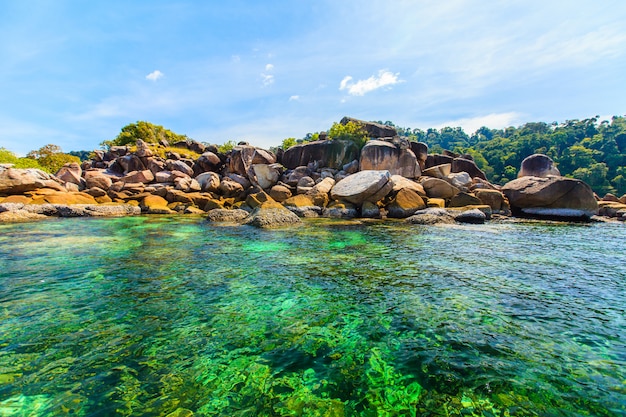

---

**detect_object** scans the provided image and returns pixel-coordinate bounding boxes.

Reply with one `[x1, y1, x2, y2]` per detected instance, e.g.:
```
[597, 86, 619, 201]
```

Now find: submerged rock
[405, 208, 455, 225]
[206, 208, 250, 223]
[243, 206, 301, 228]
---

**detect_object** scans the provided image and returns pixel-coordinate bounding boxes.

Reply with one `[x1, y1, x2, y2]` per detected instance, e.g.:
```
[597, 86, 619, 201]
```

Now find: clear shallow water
[0, 216, 624, 417]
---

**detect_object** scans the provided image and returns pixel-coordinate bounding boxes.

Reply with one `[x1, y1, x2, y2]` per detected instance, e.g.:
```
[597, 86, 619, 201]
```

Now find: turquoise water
[0, 216, 624, 417]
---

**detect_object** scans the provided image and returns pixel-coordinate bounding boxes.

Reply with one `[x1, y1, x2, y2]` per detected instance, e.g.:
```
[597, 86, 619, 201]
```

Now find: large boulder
[451, 158, 486, 180]
[55, 163, 84, 187]
[386, 188, 426, 218]
[194, 152, 223, 174]
[243, 205, 301, 228]
[518, 154, 561, 178]
[330, 170, 393, 205]
[228, 145, 276, 177]
[359, 140, 421, 178]
[282, 140, 360, 170]
[420, 177, 460, 200]
[252, 163, 282, 189]
[0, 167, 65, 194]
[405, 208, 455, 225]
[195, 172, 221, 192]
[410, 142, 428, 168]
[390, 175, 426, 196]
[84, 170, 114, 190]
[122, 170, 154, 184]
[501, 176, 598, 219]
[339, 117, 397, 138]
[206, 208, 250, 223]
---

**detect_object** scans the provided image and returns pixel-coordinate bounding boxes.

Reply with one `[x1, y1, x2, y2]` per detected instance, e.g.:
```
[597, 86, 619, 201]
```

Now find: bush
[101, 121, 190, 149]
[328, 121, 369, 149]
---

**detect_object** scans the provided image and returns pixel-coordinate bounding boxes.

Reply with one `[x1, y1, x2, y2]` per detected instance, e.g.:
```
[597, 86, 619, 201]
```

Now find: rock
[2, 195, 32, 204]
[0, 209, 47, 222]
[602, 193, 619, 202]
[146, 158, 166, 175]
[142, 195, 175, 214]
[449, 192, 482, 208]
[155, 171, 174, 183]
[55, 163, 83, 187]
[194, 152, 222, 174]
[245, 191, 283, 210]
[122, 170, 154, 184]
[446, 172, 472, 190]
[229, 145, 276, 177]
[135, 139, 153, 157]
[323, 200, 357, 218]
[422, 164, 451, 179]
[306, 177, 335, 207]
[283, 194, 323, 217]
[175, 177, 201, 192]
[425, 154, 454, 169]
[118, 154, 146, 173]
[227, 173, 251, 189]
[420, 177, 460, 200]
[166, 189, 194, 204]
[518, 154, 560, 178]
[330, 170, 393, 205]
[243, 206, 301, 228]
[619, 194, 626, 204]
[501, 176, 598, 219]
[196, 172, 221, 192]
[343, 160, 359, 174]
[359, 140, 421, 178]
[597, 201, 626, 218]
[0, 167, 66, 194]
[252, 163, 282, 189]
[206, 208, 250, 223]
[474, 189, 508, 212]
[410, 142, 428, 168]
[188, 140, 206, 155]
[296, 176, 315, 194]
[269, 184, 292, 202]
[339, 116, 397, 138]
[386, 188, 426, 218]
[426, 198, 446, 208]
[282, 140, 360, 170]
[454, 208, 486, 224]
[30, 191, 97, 205]
[166, 160, 194, 177]
[405, 208, 455, 225]
[361, 201, 381, 218]
[219, 177, 245, 197]
[83, 170, 113, 190]
[283, 166, 309, 187]
[451, 158, 486, 180]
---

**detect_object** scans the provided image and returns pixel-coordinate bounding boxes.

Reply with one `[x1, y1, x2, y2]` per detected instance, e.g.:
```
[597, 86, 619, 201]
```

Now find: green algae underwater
[0, 216, 624, 417]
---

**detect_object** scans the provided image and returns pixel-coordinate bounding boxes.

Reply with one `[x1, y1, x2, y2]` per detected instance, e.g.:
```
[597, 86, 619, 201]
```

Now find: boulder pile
[1, 116, 621, 225]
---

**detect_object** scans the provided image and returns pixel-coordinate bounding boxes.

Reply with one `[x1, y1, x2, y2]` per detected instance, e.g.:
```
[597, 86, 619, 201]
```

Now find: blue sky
[1, 0, 625, 155]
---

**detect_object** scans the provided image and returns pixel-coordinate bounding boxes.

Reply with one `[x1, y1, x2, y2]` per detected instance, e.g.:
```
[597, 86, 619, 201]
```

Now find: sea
[0, 216, 624, 416]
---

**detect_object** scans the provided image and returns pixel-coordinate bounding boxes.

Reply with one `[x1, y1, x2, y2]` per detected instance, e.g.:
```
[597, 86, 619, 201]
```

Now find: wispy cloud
[289, 95, 300, 101]
[146, 70, 164, 81]
[261, 63, 275, 87]
[339, 70, 402, 96]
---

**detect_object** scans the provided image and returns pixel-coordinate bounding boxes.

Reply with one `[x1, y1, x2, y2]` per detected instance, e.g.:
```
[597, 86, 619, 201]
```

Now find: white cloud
[436, 112, 524, 134]
[145, 70, 164, 81]
[261, 63, 275, 86]
[339, 70, 401, 96]
[289, 95, 300, 101]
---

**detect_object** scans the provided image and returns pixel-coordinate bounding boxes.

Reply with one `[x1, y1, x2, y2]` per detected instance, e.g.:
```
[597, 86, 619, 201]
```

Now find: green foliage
[101, 121, 190, 149]
[0, 147, 45, 169]
[328, 121, 369, 149]
[217, 140, 236, 154]
[24, 144, 80, 173]
[281, 137, 297, 150]
[68, 150, 92, 161]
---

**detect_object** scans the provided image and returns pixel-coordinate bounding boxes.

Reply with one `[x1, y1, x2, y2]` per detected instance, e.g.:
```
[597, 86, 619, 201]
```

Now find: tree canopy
[101, 121, 190, 149]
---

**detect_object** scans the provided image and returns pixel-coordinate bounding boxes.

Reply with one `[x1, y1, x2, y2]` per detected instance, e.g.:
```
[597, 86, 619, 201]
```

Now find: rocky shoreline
[2, 118, 625, 226]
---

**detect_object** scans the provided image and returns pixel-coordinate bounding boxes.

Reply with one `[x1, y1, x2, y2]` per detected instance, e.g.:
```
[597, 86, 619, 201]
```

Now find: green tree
[327, 121, 369, 149]
[101, 121, 190, 149]
[281, 137, 297, 150]
[26, 144, 80, 173]
[217, 140, 236, 154]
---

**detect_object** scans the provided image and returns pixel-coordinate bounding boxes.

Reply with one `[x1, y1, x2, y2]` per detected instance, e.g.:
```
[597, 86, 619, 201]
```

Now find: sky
[1, 0, 625, 155]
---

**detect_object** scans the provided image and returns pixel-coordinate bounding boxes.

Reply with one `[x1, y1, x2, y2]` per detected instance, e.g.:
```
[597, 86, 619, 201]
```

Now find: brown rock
[420, 177, 460, 200]
[84, 170, 114, 190]
[518, 154, 560, 178]
[206, 208, 250, 223]
[449, 192, 482, 208]
[426, 198, 446, 208]
[142, 195, 175, 214]
[359, 140, 421, 178]
[269, 185, 292, 202]
[502, 176, 597, 219]
[55, 163, 83, 187]
[0, 167, 65, 194]
[474, 189, 508, 212]
[386, 188, 426, 218]
[422, 164, 451, 179]
[2, 195, 32, 204]
[390, 175, 426, 196]
[330, 170, 393, 205]
[122, 170, 154, 184]
[451, 158, 486, 180]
